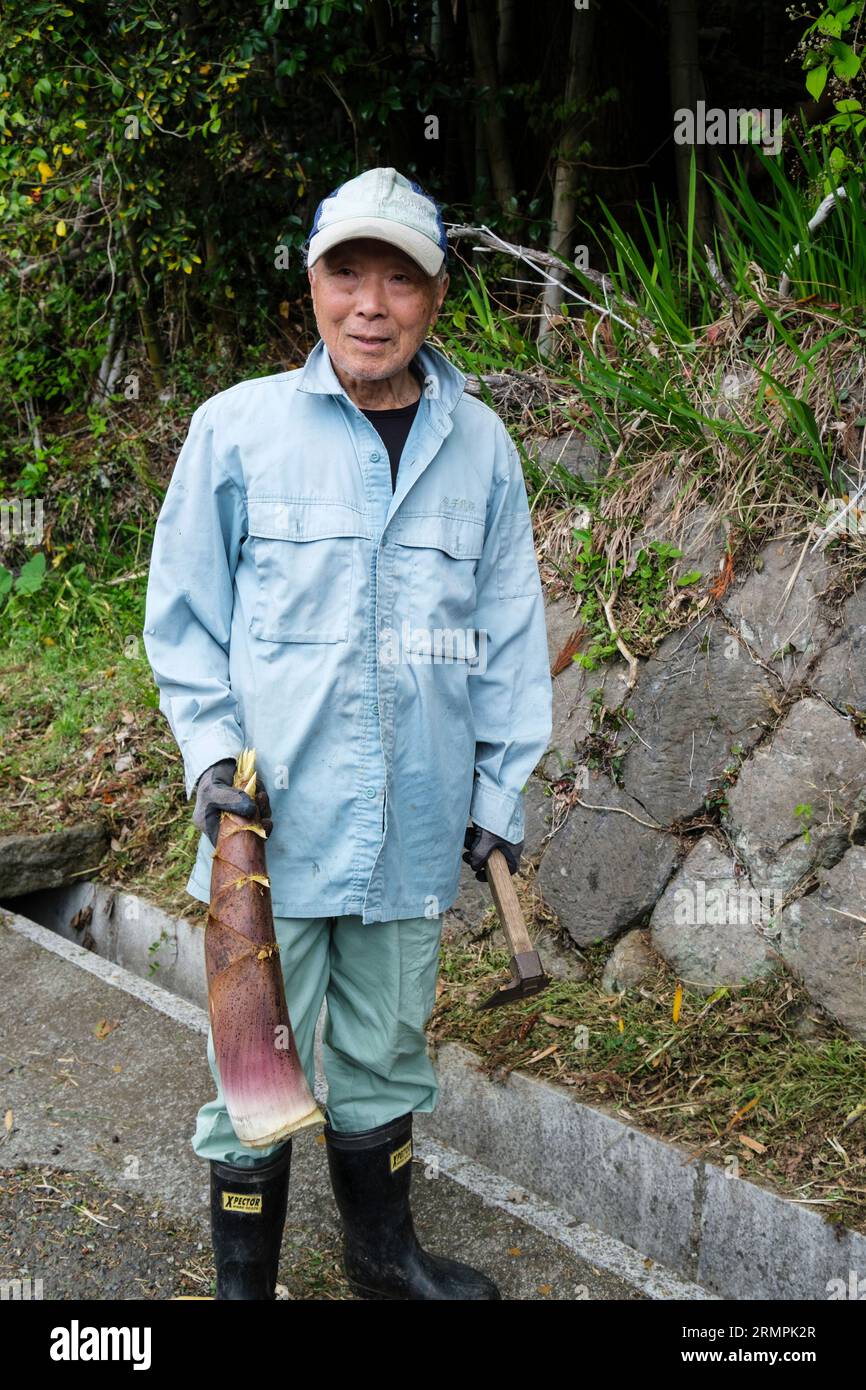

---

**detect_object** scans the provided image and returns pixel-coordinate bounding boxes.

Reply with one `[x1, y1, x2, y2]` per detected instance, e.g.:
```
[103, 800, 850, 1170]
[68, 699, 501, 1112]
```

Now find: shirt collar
[297, 336, 466, 417]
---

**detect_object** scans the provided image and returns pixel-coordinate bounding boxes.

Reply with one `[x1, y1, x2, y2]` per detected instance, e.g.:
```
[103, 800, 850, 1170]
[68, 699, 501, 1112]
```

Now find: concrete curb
[420, 1043, 866, 1301]
[4, 880, 210, 1010]
[0, 903, 208, 1036]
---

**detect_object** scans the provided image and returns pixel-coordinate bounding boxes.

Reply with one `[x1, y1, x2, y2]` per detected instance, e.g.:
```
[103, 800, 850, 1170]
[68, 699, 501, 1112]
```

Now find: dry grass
[435, 869, 866, 1233]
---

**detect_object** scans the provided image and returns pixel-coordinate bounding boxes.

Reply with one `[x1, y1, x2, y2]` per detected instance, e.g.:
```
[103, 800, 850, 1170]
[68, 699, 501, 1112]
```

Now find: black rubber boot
[324, 1110, 501, 1300]
[209, 1143, 291, 1299]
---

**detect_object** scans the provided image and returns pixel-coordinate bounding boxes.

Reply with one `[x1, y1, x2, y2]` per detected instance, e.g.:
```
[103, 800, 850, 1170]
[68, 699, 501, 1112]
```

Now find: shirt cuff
[182, 726, 246, 799]
[469, 781, 524, 843]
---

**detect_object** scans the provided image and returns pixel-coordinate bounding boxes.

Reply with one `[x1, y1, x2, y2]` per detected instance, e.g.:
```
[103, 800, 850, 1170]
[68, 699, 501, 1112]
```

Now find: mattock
[477, 848, 550, 1012]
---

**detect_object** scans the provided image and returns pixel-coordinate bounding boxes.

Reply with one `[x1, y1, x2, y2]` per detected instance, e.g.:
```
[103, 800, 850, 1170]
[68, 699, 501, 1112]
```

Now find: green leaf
[0, 567, 12, 598]
[677, 570, 702, 586]
[14, 550, 47, 596]
[829, 144, 847, 171]
[816, 14, 844, 36]
[806, 63, 828, 99]
[830, 43, 860, 79]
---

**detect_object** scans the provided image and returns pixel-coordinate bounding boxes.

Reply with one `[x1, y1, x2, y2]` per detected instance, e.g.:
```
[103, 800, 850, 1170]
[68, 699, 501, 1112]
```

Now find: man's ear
[431, 275, 449, 325]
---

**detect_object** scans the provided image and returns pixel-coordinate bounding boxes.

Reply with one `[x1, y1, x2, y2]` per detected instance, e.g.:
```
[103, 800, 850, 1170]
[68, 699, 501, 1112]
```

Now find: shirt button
[371, 703, 379, 716]
[370, 451, 381, 462]
[364, 787, 377, 799]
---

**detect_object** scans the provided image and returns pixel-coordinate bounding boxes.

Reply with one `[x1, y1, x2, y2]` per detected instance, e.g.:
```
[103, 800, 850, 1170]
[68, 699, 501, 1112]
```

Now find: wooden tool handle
[485, 847, 534, 955]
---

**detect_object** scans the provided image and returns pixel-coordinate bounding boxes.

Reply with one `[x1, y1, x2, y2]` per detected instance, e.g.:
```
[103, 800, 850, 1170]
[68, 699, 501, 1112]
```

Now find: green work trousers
[192, 911, 444, 1167]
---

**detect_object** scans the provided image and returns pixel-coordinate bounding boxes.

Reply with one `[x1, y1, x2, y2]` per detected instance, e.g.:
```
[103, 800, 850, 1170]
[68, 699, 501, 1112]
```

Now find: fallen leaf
[739, 1134, 767, 1154]
[672, 982, 683, 1024]
[552, 626, 587, 677]
[95, 1019, 120, 1040]
[709, 550, 734, 599]
[841, 1102, 866, 1131]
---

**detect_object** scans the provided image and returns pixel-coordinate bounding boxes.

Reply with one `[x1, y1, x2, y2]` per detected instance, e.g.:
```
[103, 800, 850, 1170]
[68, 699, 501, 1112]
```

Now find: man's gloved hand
[462, 823, 524, 882]
[192, 758, 273, 848]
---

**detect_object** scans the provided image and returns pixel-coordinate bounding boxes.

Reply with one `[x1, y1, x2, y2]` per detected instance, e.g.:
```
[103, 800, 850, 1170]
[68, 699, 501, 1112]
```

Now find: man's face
[307, 238, 448, 382]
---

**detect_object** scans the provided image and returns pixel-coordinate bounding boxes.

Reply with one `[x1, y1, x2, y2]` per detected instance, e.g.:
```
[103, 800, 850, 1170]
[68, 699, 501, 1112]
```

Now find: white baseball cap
[305, 167, 448, 276]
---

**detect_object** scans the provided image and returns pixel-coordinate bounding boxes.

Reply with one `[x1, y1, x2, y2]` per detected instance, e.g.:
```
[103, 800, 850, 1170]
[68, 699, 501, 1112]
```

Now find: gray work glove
[462, 823, 524, 881]
[192, 758, 273, 848]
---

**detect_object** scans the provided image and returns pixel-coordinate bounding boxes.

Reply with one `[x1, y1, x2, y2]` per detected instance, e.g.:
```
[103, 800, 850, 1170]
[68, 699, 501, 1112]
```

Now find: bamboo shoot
[206, 748, 323, 1147]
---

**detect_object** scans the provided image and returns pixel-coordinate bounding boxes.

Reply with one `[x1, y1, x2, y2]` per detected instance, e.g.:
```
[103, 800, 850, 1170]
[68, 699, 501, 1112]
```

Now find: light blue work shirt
[143, 336, 552, 923]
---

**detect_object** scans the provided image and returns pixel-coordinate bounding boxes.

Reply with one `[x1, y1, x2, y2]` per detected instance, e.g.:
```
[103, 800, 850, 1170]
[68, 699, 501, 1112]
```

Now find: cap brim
[307, 218, 444, 275]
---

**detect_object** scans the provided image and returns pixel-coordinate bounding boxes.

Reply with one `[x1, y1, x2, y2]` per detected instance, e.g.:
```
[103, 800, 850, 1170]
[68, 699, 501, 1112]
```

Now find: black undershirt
[359, 362, 423, 492]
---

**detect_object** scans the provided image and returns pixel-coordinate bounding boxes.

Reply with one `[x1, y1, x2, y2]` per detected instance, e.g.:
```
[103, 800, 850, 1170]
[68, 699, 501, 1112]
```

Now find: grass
[433, 879, 866, 1233]
[438, 126, 866, 655]
[0, 599, 205, 921]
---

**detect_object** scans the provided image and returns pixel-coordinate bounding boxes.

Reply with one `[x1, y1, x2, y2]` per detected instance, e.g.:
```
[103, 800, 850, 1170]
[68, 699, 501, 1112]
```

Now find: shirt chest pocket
[393, 511, 486, 637]
[245, 499, 372, 643]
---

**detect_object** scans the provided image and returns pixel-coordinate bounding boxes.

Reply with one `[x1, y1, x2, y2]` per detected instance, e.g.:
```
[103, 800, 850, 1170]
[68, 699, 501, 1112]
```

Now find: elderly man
[143, 167, 552, 1301]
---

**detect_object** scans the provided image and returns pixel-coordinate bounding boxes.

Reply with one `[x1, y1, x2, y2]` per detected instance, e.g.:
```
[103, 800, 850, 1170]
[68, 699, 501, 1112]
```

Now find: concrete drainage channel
[5, 881, 864, 1301]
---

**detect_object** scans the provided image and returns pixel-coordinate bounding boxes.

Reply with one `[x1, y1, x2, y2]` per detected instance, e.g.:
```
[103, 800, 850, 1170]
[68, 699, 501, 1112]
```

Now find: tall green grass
[438, 124, 865, 517]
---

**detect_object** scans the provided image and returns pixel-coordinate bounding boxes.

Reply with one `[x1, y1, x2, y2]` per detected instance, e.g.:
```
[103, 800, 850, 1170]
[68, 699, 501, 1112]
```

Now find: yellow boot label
[389, 1139, 412, 1173]
[222, 1192, 263, 1213]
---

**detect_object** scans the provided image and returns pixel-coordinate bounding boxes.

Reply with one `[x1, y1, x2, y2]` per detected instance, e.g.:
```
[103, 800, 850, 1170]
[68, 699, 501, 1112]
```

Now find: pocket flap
[394, 511, 485, 559]
[247, 498, 373, 542]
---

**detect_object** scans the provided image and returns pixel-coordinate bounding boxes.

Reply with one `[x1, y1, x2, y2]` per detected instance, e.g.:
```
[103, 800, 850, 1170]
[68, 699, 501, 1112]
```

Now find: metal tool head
[477, 949, 550, 1012]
